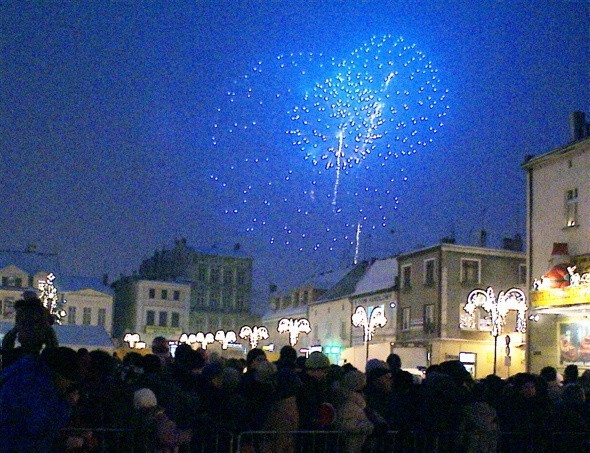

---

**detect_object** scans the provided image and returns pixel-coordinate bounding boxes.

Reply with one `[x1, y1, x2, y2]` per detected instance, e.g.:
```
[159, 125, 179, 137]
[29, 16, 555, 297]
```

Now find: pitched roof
[313, 261, 370, 303]
[351, 257, 398, 297]
[57, 275, 114, 296]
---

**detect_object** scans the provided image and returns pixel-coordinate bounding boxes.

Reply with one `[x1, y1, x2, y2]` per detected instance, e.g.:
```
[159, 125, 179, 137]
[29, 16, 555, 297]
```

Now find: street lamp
[352, 305, 387, 362]
[463, 287, 527, 375]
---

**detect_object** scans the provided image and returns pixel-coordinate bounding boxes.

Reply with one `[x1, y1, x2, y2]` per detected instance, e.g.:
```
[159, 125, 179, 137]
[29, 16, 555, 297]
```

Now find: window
[173, 290, 180, 301]
[195, 291, 205, 307]
[68, 306, 76, 324]
[148, 288, 155, 299]
[566, 188, 578, 227]
[518, 264, 527, 285]
[401, 265, 412, 289]
[237, 270, 246, 285]
[223, 269, 233, 285]
[461, 259, 480, 284]
[159, 311, 168, 327]
[198, 266, 207, 282]
[97, 308, 106, 327]
[1, 277, 7, 287]
[83, 307, 91, 325]
[423, 304, 435, 333]
[210, 292, 219, 308]
[236, 295, 244, 310]
[161, 289, 168, 300]
[171, 312, 180, 328]
[14, 278, 22, 287]
[146, 310, 155, 326]
[424, 259, 436, 286]
[210, 268, 220, 284]
[402, 307, 411, 331]
[340, 321, 347, 339]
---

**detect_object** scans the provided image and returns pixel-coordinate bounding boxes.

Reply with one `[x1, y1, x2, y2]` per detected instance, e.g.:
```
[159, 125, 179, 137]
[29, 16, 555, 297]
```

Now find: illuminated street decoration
[38, 273, 67, 324]
[533, 265, 590, 290]
[463, 287, 527, 375]
[277, 318, 311, 346]
[178, 332, 215, 349]
[123, 333, 146, 349]
[215, 330, 238, 349]
[352, 305, 387, 342]
[463, 287, 528, 336]
[239, 325, 269, 348]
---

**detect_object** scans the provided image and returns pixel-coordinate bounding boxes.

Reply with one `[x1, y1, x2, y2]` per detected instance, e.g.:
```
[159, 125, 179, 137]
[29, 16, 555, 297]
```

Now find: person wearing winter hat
[334, 370, 374, 453]
[132, 388, 191, 453]
[296, 352, 334, 431]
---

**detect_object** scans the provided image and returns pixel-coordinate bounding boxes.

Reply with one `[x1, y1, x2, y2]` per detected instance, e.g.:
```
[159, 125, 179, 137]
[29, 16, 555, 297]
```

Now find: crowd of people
[2, 295, 590, 452]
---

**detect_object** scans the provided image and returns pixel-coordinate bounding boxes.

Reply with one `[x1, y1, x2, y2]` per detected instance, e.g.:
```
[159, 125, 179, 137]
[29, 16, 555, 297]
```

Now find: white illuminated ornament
[38, 273, 67, 324]
[195, 332, 215, 349]
[239, 325, 269, 348]
[215, 330, 238, 349]
[124, 333, 146, 349]
[179, 333, 198, 345]
[463, 287, 528, 336]
[352, 305, 387, 342]
[277, 318, 311, 346]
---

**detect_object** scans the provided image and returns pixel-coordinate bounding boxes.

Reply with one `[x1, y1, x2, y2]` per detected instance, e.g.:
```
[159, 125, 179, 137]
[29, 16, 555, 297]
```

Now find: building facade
[113, 239, 258, 351]
[523, 111, 590, 373]
[395, 243, 526, 379]
[262, 269, 345, 356]
[112, 278, 191, 347]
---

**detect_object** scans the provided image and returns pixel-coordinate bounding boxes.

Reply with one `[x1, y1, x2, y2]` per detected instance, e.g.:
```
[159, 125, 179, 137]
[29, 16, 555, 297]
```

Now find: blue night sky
[1, 1, 588, 306]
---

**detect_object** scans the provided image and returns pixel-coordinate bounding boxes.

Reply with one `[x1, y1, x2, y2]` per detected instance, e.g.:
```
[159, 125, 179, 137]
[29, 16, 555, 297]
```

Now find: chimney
[570, 111, 588, 142]
[479, 229, 487, 248]
[502, 234, 523, 252]
[269, 283, 277, 293]
[102, 273, 109, 286]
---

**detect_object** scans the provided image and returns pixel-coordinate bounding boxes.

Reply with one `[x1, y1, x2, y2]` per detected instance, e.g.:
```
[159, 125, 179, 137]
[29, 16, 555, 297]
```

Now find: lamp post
[352, 305, 387, 363]
[463, 287, 527, 375]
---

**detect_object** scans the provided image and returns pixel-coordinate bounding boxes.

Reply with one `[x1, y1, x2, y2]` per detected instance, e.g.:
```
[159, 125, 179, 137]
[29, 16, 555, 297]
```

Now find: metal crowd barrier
[58, 428, 590, 452]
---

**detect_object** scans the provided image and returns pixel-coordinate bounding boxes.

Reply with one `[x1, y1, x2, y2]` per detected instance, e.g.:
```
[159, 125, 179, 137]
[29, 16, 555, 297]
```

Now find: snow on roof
[0, 322, 114, 349]
[57, 275, 114, 295]
[351, 257, 398, 296]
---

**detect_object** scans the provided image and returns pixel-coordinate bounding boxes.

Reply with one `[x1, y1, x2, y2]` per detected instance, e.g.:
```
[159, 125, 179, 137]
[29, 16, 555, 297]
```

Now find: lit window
[566, 188, 578, 227]
[461, 259, 480, 284]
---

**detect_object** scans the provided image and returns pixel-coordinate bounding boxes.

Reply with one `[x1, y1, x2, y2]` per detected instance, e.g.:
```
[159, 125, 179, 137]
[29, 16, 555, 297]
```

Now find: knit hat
[305, 352, 330, 370]
[365, 358, 388, 374]
[340, 370, 366, 392]
[133, 388, 158, 409]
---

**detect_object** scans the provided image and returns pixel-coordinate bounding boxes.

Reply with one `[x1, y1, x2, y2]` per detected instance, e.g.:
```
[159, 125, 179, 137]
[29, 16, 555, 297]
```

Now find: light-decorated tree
[38, 273, 67, 324]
